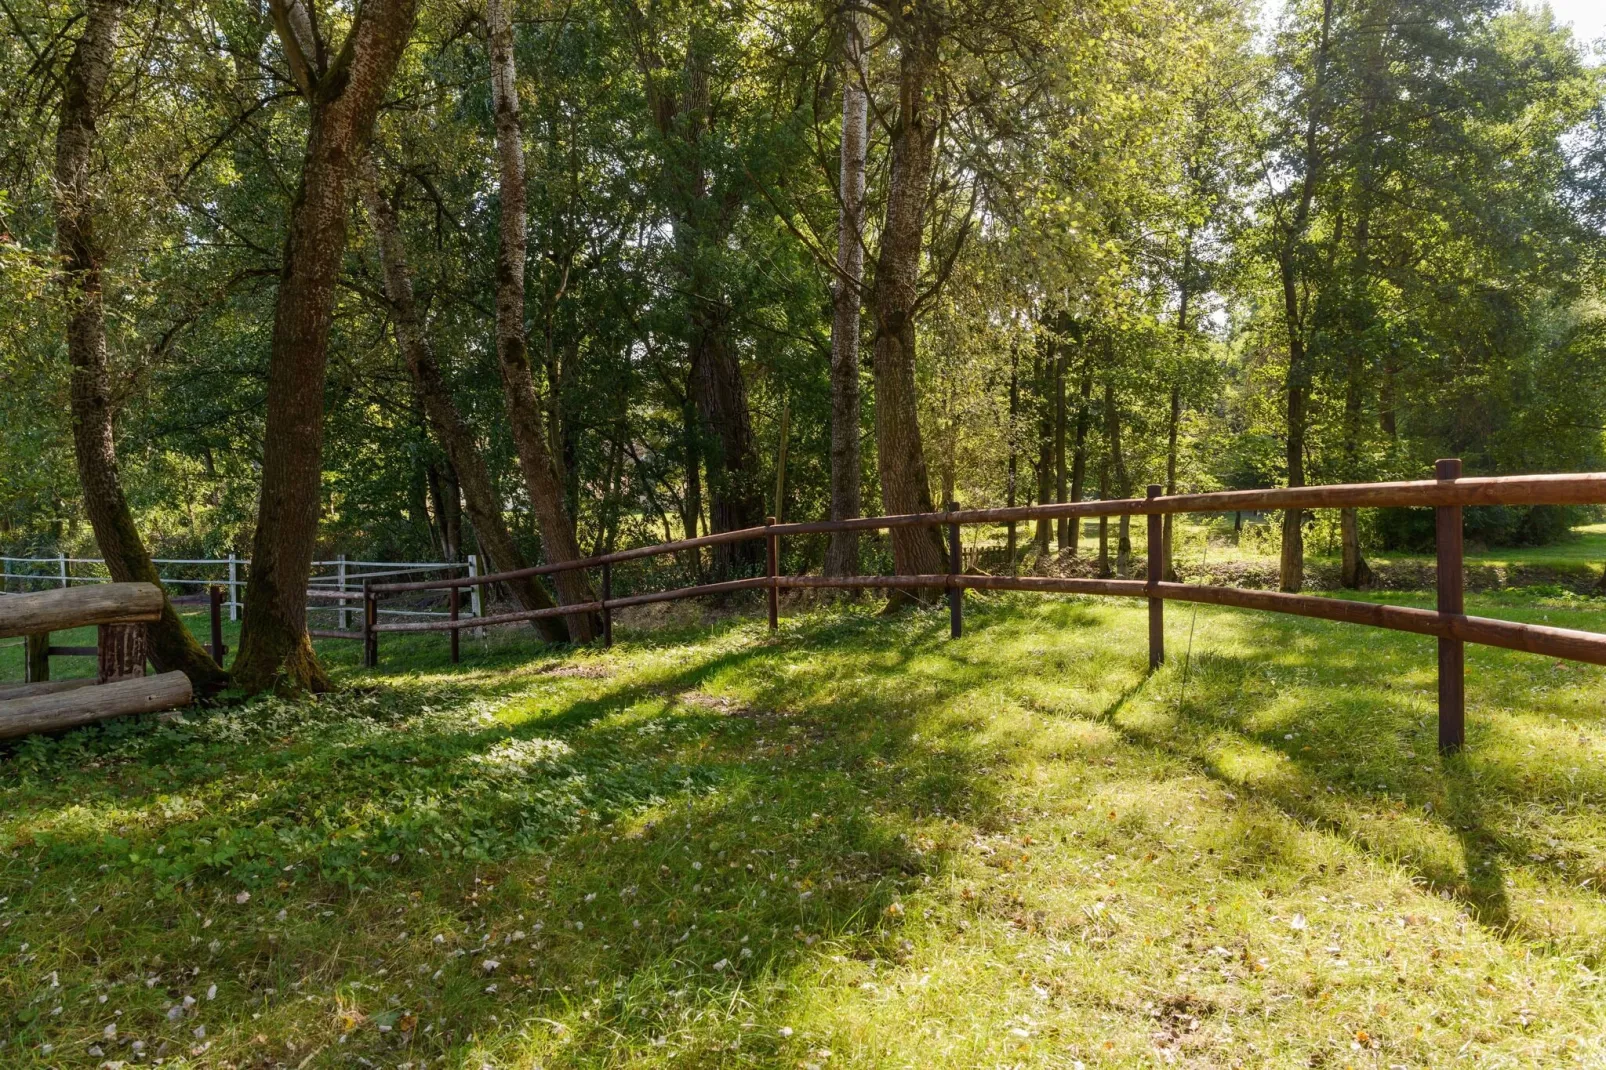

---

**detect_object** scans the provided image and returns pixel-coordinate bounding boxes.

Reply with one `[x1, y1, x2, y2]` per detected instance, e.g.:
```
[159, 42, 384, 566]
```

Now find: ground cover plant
[4, 592, 1606, 1068]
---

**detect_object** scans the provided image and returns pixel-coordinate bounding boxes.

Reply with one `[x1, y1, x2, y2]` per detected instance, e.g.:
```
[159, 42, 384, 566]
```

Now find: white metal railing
[0, 553, 483, 624]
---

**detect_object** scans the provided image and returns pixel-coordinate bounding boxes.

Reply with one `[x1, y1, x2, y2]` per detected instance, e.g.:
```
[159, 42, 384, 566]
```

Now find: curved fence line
[347, 461, 1604, 754]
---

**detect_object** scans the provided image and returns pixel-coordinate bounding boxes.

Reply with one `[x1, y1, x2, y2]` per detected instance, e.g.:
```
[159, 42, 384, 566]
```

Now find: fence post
[601, 562, 613, 648]
[25, 631, 50, 683]
[228, 552, 239, 621]
[58, 552, 68, 589]
[337, 553, 349, 632]
[209, 585, 226, 663]
[948, 501, 963, 639]
[363, 579, 377, 669]
[467, 554, 482, 621]
[449, 584, 460, 664]
[765, 518, 779, 631]
[1147, 485, 1164, 670]
[1436, 457, 1465, 754]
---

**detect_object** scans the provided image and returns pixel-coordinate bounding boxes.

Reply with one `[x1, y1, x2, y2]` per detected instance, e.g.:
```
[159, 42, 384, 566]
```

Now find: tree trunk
[1005, 344, 1020, 568]
[1033, 334, 1053, 556]
[1105, 383, 1131, 578]
[1163, 237, 1192, 582]
[1069, 360, 1092, 555]
[1097, 456, 1111, 578]
[1340, 508, 1372, 588]
[231, 0, 422, 694]
[485, 0, 596, 640]
[1162, 383, 1181, 581]
[1053, 330, 1068, 550]
[869, 22, 944, 585]
[825, 8, 868, 577]
[358, 155, 567, 641]
[53, 0, 228, 695]
[1275, 0, 1333, 596]
[689, 308, 765, 572]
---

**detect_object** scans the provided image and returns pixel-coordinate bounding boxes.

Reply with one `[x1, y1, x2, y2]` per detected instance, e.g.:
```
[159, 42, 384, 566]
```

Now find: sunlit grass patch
[4, 595, 1606, 1066]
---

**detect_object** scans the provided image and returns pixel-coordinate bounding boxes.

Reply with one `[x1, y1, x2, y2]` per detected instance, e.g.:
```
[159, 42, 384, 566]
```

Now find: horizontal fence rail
[0, 555, 485, 627]
[353, 462, 1606, 755]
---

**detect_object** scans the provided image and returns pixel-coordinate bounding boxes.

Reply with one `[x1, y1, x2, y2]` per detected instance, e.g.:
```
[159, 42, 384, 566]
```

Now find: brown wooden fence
[362, 461, 1606, 755]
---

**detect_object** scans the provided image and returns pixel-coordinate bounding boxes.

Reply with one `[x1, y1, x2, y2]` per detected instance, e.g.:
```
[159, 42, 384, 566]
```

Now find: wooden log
[0, 677, 97, 701]
[0, 582, 163, 639]
[0, 670, 191, 740]
[97, 622, 146, 683]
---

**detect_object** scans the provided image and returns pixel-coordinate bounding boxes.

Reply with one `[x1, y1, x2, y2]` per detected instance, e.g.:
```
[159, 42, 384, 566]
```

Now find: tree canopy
[2, 0, 1603, 687]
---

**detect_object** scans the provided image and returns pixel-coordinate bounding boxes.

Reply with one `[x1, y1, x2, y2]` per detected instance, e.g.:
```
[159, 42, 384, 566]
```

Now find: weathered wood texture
[0, 582, 162, 638]
[97, 622, 146, 682]
[0, 678, 98, 701]
[0, 670, 191, 740]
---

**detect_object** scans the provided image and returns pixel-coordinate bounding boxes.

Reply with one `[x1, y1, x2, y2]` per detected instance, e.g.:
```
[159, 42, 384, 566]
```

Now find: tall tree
[825, 8, 868, 577]
[232, 0, 422, 693]
[484, 0, 597, 640]
[54, 0, 227, 692]
[357, 154, 567, 641]
[868, 2, 945, 581]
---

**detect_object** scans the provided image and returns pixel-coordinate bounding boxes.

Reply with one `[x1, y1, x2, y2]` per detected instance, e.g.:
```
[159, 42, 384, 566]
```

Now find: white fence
[0, 554, 483, 625]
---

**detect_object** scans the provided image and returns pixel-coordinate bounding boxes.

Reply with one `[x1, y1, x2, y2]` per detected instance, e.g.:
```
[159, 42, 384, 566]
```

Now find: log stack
[0, 582, 192, 739]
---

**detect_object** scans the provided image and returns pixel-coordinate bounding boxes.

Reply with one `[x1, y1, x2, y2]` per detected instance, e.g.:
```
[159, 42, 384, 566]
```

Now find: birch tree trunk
[485, 0, 597, 640]
[358, 156, 567, 641]
[229, 0, 422, 694]
[54, 0, 228, 694]
[825, 9, 868, 577]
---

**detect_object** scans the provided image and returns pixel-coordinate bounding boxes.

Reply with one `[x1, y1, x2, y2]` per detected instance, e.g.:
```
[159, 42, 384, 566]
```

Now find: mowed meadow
[4, 592, 1606, 1068]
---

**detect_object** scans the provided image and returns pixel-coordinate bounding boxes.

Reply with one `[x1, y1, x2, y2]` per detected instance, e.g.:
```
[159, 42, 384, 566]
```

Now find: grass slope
[3, 593, 1606, 1068]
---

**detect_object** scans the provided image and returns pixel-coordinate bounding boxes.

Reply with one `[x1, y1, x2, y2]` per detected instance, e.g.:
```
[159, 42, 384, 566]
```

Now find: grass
[3, 590, 1606, 1068]
[1165, 519, 1606, 576]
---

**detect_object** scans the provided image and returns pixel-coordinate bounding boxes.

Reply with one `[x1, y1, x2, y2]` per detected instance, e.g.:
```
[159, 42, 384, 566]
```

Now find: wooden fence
[363, 461, 1606, 755]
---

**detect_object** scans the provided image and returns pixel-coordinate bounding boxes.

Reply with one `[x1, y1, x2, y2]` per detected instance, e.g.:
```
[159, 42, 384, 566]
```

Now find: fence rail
[357, 461, 1606, 755]
[0, 554, 485, 624]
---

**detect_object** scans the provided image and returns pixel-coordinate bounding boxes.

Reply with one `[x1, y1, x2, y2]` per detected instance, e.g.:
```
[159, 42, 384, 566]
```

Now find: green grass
[4, 592, 1606, 1067]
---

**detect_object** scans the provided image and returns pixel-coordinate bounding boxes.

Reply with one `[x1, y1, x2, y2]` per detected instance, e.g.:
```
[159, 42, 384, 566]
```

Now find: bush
[1373, 504, 1577, 552]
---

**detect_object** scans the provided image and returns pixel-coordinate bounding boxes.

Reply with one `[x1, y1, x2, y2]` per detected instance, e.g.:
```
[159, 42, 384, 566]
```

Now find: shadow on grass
[0, 605, 1044, 1064]
[1086, 600, 1606, 948]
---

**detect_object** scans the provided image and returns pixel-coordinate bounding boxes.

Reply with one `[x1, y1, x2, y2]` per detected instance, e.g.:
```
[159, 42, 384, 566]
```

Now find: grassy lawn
[4, 592, 1606, 1067]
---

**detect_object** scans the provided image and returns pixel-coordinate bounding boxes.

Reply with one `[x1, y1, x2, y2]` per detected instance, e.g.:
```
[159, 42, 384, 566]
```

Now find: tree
[232, 0, 422, 693]
[825, 7, 868, 577]
[357, 153, 567, 641]
[53, 0, 227, 692]
[484, 0, 597, 640]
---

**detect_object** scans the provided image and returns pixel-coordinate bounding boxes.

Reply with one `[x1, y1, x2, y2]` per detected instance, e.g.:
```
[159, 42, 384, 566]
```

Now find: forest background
[3, 0, 1606, 692]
